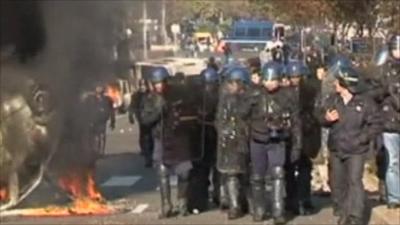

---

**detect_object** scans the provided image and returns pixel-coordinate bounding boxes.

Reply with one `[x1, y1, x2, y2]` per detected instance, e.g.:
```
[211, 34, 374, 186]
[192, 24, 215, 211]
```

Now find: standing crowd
[124, 34, 399, 225]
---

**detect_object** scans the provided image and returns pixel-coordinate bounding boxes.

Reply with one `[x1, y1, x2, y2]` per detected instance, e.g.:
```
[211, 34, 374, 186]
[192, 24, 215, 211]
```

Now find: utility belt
[251, 127, 287, 144]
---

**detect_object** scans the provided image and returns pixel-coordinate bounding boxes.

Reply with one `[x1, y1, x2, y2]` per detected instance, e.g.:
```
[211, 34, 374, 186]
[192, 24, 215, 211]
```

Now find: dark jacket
[140, 86, 199, 165]
[298, 78, 322, 158]
[128, 91, 146, 124]
[365, 60, 400, 133]
[316, 93, 382, 155]
[197, 83, 219, 166]
[87, 94, 115, 132]
[246, 86, 301, 152]
[381, 74, 400, 133]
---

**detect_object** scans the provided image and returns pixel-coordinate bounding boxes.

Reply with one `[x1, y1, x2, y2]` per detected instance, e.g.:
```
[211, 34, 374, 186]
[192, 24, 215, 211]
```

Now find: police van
[218, 20, 286, 52]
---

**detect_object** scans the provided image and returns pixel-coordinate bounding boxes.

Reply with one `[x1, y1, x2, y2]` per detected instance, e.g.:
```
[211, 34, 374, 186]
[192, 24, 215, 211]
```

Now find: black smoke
[1, 0, 132, 181]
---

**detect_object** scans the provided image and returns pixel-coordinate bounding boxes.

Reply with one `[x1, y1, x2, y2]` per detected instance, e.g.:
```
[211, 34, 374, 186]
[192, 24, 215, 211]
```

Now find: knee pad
[272, 167, 285, 179]
[250, 174, 264, 185]
[159, 164, 169, 177]
[227, 175, 240, 185]
[177, 168, 190, 181]
[178, 172, 190, 182]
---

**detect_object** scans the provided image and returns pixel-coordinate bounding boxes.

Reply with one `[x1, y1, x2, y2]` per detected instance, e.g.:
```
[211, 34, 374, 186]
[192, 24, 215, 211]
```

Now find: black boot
[226, 176, 243, 220]
[298, 200, 314, 215]
[378, 180, 387, 204]
[251, 175, 265, 222]
[347, 216, 363, 225]
[158, 165, 173, 219]
[177, 176, 189, 217]
[212, 169, 220, 206]
[333, 203, 341, 217]
[219, 174, 229, 210]
[265, 174, 273, 218]
[272, 167, 286, 225]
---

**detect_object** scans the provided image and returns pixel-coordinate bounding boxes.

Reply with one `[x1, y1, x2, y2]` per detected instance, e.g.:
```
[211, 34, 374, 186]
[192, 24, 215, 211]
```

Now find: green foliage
[163, 0, 399, 35]
[196, 23, 217, 33]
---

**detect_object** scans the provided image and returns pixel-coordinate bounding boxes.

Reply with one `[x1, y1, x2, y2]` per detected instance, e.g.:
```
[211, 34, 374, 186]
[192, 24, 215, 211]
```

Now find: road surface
[0, 113, 390, 225]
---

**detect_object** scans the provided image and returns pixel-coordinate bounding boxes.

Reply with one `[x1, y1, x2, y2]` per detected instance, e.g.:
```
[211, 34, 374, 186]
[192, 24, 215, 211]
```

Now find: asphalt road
[0, 113, 388, 225]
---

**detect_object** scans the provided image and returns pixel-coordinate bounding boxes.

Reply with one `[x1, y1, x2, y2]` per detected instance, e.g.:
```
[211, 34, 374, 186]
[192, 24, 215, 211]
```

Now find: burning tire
[0, 78, 58, 212]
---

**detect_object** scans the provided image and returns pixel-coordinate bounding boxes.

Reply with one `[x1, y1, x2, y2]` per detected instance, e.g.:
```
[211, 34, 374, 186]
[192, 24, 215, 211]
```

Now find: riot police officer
[88, 84, 115, 157]
[215, 67, 250, 220]
[129, 79, 154, 167]
[140, 67, 197, 218]
[247, 61, 301, 224]
[187, 67, 220, 213]
[285, 61, 320, 215]
[316, 66, 382, 225]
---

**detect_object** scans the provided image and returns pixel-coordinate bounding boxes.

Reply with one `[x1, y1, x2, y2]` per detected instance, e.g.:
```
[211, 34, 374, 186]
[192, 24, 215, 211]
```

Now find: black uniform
[187, 81, 219, 212]
[285, 78, 321, 215]
[315, 93, 382, 222]
[381, 62, 400, 132]
[129, 90, 154, 166]
[246, 85, 301, 222]
[87, 93, 115, 156]
[140, 85, 199, 217]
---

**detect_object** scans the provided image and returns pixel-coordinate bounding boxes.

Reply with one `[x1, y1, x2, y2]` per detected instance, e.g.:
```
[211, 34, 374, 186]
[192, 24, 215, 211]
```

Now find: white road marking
[131, 204, 149, 214]
[156, 175, 178, 190]
[116, 114, 127, 120]
[101, 176, 142, 187]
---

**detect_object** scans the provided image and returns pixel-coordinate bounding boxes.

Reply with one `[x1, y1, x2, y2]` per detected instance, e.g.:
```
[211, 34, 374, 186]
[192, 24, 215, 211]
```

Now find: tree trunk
[142, 1, 148, 60]
[161, 0, 168, 45]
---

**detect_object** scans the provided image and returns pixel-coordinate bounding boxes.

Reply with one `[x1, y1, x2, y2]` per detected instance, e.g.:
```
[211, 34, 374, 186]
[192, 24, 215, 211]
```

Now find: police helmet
[149, 67, 169, 83]
[328, 54, 352, 68]
[226, 67, 250, 83]
[219, 65, 233, 78]
[335, 66, 365, 94]
[287, 60, 309, 78]
[261, 61, 282, 81]
[388, 34, 400, 52]
[201, 67, 219, 83]
[327, 55, 352, 77]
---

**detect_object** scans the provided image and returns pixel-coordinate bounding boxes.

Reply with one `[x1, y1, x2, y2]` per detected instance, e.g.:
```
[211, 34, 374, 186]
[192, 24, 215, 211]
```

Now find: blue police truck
[221, 20, 284, 52]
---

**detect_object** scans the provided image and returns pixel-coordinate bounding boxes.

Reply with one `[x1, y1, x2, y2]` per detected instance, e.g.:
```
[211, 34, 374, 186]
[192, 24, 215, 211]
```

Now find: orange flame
[86, 170, 102, 201]
[17, 168, 113, 217]
[106, 85, 122, 108]
[0, 186, 8, 202]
